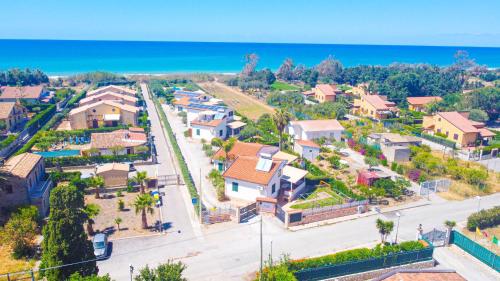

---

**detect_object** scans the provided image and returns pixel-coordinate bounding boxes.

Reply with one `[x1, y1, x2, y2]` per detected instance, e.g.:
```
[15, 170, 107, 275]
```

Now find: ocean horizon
[1, 39, 499, 75]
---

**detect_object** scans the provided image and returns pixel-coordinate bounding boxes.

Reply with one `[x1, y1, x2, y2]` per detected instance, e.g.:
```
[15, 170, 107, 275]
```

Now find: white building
[293, 139, 320, 161]
[288, 119, 344, 142]
[190, 110, 228, 141]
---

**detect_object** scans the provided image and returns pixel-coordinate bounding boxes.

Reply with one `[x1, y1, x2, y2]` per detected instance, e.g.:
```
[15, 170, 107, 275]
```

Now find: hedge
[467, 206, 500, 231]
[289, 241, 426, 271]
[44, 153, 149, 168]
[49, 171, 82, 185]
[24, 104, 56, 130]
[152, 92, 199, 206]
[0, 134, 17, 150]
[421, 133, 456, 148]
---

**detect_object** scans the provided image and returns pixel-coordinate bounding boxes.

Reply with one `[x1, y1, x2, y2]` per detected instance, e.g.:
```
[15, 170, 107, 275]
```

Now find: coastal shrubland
[0, 68, 49, 86]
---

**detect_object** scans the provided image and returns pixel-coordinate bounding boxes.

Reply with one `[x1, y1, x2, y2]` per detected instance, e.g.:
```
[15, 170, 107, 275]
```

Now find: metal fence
[450, 230, 499, 272]
[294, 246, 434, 281]
[419, 179, 451, 196]
[302, 200, 368, 216]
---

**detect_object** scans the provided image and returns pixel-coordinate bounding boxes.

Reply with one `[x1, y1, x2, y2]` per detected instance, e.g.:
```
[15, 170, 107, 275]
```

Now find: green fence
[293, 246, 434, 281]
[450, 230, 499, 272]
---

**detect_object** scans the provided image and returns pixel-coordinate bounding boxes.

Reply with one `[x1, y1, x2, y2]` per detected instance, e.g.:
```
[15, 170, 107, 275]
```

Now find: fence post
[7, 273, 11, 281]
[30, 270, 35, 281]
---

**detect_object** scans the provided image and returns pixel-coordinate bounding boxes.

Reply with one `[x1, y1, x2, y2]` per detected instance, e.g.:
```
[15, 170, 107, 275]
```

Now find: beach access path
[197, 80, 274, 120]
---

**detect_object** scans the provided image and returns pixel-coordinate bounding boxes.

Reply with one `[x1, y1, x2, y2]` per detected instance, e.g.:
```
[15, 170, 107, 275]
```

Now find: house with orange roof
[0, 85, 50, 103]
[189, 110, 228, 141]
[79, 91, 138, 107]
[212, 142, 306, 202]
[0, 101, 27, 132]
[69, 100, 140, 129]
[423, 111, 495, 147]
[352, 94, 398, 120]
[87, 85, 136, 97]
[407, 96, 442, 112]
[0, 153, 53, 216]
[314, 84, 342, 103]
[90, 128, 148, 155]
[288, 119, 345, 142]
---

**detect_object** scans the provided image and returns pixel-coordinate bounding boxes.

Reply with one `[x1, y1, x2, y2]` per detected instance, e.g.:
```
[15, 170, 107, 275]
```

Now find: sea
[0, 39, 499, 75]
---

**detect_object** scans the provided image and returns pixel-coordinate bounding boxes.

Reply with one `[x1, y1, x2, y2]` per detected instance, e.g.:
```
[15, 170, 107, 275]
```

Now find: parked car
[93, 233, 108, 259]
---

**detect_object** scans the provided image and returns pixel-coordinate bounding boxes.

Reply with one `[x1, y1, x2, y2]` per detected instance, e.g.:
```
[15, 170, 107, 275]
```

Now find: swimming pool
[34, 150, 81, 158]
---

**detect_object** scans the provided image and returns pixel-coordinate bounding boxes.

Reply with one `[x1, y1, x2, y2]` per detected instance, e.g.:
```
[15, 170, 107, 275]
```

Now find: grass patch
[270, 81, 300, 91]
[290, 186, 345, 209]
[0, 245, 36, 277]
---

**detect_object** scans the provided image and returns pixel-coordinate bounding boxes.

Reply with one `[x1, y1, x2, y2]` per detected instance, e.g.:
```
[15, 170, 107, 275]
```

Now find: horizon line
[1, 38, 499, 49]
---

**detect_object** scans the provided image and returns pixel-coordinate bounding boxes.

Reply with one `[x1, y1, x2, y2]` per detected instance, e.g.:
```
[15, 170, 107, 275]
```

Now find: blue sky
[1, 0, 499, 47]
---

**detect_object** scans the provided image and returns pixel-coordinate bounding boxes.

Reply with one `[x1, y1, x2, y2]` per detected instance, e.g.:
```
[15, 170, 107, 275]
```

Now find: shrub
[466, 206, 500, 231]
[211, 138, 223, 147]
[0, 134, 18, 150]
[116, 190, 123, 197]
[118, 199, 125, 211]
[208, 169, 226, 201]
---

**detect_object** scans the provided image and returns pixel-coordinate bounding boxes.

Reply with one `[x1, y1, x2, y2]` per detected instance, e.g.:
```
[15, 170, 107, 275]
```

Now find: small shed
[294, 139, 320, 161]
[357, 170, 391, 186]
[96, 163, 130, 187]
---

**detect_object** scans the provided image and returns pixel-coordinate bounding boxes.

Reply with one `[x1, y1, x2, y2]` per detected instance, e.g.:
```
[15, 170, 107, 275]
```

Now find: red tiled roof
[222, 156, 283, 185]
[91, 129, 147, 149]
[296, 139, 320, 148]
[364, 94, 396, 110]
[212, 142, 265, 160]
[0, 86, 45, 99]
[437, 112, 480, 133]
[173, 97, 190, 106]
[407, 96, 442, 105]
[190, 118, 224, 127]
[315, 84, 338, 96]
[478, 128, 495, 137]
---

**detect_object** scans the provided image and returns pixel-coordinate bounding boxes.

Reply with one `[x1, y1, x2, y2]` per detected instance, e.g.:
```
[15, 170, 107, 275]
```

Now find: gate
[238, 202, 257, 223]
[422, 228, 448, 247]
[419, 179, 450, 196]
[276, 206, 286, 223]
[157, 174, 181, 186]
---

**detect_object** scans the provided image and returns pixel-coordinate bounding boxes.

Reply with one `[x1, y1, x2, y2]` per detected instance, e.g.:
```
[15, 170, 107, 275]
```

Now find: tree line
[0, 68, 49, 86]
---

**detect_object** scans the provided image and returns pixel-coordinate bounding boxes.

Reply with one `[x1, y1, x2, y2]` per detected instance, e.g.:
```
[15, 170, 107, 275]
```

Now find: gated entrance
[422, 228, 448, 247]
[419, 179, 451, 196]
[157, 174, 181, 186]
[238, 202, 257, 223]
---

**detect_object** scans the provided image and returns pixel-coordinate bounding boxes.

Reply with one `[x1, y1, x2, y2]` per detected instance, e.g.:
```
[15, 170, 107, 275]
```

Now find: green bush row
[421, 133, 456, 148]
[152, 93, 199, 206]
[467, 206, 500, 231]
[24, 104, 56, 130]
[44, 153, 149, 168]
[0, 134, 17, 150]
[289, 241, 426, 271]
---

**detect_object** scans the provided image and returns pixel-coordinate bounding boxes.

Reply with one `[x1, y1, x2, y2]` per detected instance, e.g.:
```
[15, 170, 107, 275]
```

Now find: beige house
[90, 128, 148, 155]
[352, 94, 398, 120]
[314, 84, 341, 103]
[96, 163, 129, 187]
[87, 85, 136, 97]
[0, 153, 53, 216]
[79, 91, 138, 107]
[0, 102, 28, 131]
[407, 96, 442, 112]
[423, 111, 495, 148]
[0, 85, 49, 103]
[69, 100, 140, 129]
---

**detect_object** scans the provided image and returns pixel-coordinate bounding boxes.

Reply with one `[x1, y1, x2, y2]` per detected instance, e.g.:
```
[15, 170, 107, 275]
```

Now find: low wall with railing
[450, 230, 499, 272]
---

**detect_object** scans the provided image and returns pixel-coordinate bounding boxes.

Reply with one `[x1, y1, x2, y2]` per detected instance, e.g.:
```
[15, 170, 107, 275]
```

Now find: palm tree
[133, 194, 155, 229]
[132, 171, 149, 194]
[272, 109, 291, 150]
[115, 217, 123, 231]
[376, 218, 394, 244]
[84, 203, 100, 235]
[89, 176, 105, 199]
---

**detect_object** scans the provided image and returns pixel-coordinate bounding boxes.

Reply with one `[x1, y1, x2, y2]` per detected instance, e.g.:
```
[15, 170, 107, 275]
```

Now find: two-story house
[0, 102, 28, 132]
[352, 94, 398, 120]
[0, 153, 53, 216]
[406, 96, 442, 112]
[87, 85, 136, 98]
[314, 84, 342, 103]
[288, 119, 345, 142]
[69, 100, 140, 129]
[0, 86, 50, 104]
[79, 91, 138, 107]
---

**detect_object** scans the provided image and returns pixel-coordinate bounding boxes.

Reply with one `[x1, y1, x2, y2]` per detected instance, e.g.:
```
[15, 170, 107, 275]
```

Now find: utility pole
[260, 215, 263, 281]
[394, 212, 401, 244]
[129, 264, 134, 281]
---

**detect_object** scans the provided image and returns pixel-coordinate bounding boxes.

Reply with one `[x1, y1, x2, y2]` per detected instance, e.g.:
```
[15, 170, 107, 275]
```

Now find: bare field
[197, 81, 274, 120]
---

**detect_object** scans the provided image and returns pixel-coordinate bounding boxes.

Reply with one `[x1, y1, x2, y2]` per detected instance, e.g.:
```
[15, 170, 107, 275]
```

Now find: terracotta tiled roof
[363, 94, 396, 110]
[0, 102, 17, 119]
[316, 84, 338, 96]
[290, 119, 344, 132]
[212, 142, 265, 160]
[478, 128, 495, 137]
[87, 85, 136, 96]
[376, 269, 466, 281]
[91, 129, 147, 149]
[0, 86, 45, 99]
[173, 97, 191, 106]
[437, 112, 480, 133]
[69, 100, 140, 115]
[190, 118, 224, 127]
[79, 91, 137, 105]
[407, 96, 442, 105]
[296, 139, 320, 148]
[96, 163, 130, 174]
[223, 156, 283, 185]
[0, 153, 42, 178]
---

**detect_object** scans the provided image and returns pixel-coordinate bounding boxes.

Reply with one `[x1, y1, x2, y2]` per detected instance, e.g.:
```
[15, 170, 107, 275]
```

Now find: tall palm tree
[272, 109, 291, 150]
[376, 218, 394, 244]
[84, 203, 100, 235]
[134, 194, 155, 229]
[89, 176, 105, 199]
[132, 171, 149, 194]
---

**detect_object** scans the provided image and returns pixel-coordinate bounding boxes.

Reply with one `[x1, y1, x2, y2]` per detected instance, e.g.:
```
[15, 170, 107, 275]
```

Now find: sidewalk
[162, 104, 229, 209]
[434, 245, 500, 281]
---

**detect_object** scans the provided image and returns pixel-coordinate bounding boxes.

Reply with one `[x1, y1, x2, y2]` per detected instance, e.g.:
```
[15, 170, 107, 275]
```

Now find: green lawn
[271, 81, 300, 91]
[290, 186, 345, 209]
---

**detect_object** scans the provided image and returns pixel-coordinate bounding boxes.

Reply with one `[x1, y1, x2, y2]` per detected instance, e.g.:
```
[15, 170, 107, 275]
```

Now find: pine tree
[40, 185, 98, 280]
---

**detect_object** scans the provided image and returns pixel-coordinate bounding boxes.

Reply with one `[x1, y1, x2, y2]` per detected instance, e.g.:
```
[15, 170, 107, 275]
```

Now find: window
[92, 109, 96, 113]
[112, 108, 116, 112]
[219, 130, 223, 136]
[438, 118, 441, 122]
[5, 185, 13, 194]
[218, 162, 224, 172]
[271, 184, 276, 194]
[196, 129, 200, 136]
[232, 182, 238, 192]
[453, 134, 459, 140]
[446, 131, 449, 136]
[437, 129, 441, 133]
[229, 111, 233, 116]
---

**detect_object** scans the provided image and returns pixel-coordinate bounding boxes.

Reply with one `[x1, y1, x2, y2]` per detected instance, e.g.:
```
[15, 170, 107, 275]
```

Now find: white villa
[288, 119, 344, 142]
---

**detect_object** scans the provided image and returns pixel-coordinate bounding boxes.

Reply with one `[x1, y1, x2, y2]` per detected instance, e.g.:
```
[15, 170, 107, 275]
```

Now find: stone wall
[288, 206, 360, 227]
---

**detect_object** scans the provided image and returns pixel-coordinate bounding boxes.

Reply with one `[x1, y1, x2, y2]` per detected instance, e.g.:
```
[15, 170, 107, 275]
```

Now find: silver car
[93, 233, 108, 259]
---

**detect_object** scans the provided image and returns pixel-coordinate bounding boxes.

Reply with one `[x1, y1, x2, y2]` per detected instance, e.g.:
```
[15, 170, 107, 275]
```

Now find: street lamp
[394, 212, 401, 244]
[476, 196, 481, 212]
[129, 264, 134, 281]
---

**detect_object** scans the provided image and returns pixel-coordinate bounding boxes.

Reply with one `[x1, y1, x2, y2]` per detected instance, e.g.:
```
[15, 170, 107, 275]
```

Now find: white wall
[191, 122, 227, 141]
[224, 164, 283, 201]
[294, 143, 319, 161]
[303, 130, 342, 141]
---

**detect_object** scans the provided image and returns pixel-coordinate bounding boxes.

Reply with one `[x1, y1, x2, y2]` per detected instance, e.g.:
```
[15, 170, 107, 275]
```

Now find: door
[92, 119, 99, 128]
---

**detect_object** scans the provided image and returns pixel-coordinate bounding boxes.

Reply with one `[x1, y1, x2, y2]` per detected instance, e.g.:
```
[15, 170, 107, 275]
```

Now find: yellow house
[87, 85, 136, 97]
[0, 102, 27, 131]
[79, 91, 138, 107]
[407, 96, 442, 112]
[352, 94, 397, 120]
[69, 100, 139, 129]
[314, 84, 341, 103]
[422, 111, 495, 148]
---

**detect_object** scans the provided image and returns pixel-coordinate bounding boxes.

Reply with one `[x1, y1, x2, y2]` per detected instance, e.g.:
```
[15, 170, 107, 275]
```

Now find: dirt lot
[461, 226, 500, 255]
[197, 81, 274, 120]
[85, 191, 159, 240]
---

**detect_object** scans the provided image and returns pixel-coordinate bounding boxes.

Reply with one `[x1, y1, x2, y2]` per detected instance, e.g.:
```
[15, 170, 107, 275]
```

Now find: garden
[462, 206, 500, 255]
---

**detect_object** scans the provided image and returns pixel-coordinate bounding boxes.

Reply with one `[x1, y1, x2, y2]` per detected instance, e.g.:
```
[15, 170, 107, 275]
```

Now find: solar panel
[256, 157, 273, 172]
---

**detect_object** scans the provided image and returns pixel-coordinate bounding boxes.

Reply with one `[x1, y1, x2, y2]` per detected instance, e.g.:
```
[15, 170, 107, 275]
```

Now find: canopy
[282, 165, 308, 184]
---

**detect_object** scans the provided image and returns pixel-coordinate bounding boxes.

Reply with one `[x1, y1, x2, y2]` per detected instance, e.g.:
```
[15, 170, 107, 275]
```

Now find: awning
[281, 165, 308, 184]
[104, 114, 120, 121]
[228, 121, 247, 129]
[272, 151, 298, 163]
[479, 128, 495, 138]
